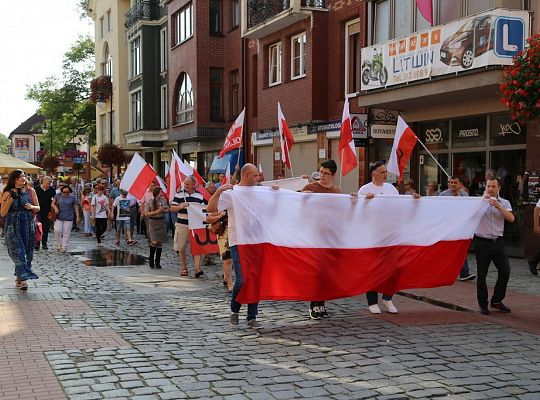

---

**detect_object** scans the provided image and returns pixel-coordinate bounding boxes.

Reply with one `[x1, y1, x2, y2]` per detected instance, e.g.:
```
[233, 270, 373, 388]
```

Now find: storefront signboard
[526, 171, 540, 205]
[361, 9, 530, 91]
[451, 116, 487, 148]
[490, 114, 526, 146]
[417, 121, 449, 150]
[371, 124, 396, 139]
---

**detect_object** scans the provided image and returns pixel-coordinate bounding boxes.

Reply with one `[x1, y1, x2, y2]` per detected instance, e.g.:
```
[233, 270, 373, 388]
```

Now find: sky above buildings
[0, 0, 93, 136]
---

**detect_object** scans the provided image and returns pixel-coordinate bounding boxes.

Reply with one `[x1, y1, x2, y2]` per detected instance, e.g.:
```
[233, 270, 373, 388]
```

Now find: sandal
[180, 269, 188, 277]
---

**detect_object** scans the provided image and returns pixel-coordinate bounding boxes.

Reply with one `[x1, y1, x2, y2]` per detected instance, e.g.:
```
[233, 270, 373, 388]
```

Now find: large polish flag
[120, 153, 157, 199]
[218, 108, 245, 158]
[277, 102, 294, 169]
[387, 116, 418, 180]
[338, 100, 358, 176]
[225, 187, 489, 304]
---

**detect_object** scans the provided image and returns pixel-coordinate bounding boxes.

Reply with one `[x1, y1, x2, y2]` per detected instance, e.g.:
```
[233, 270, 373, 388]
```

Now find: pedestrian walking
[81, 187, 93, 236]
[145, 187, 168, 269]
[170, 177, 205, 277]
[69, 177, 82, 231]
[112, 189, 137, 246]
[34, 176, 56, 250]
[0, 170, 40, 291]
[357, 160, 420, 314]
[91, 184, 111, 246]
[301, 159, 341, 320]
[207, 211, 233, 292]
[528, 197, 540, 275]
[208, 164, 263, 328]
[139, 182, 156, 237]
[51, 186, 80, 252]
[474, 178, 515, 315]
[440, 176, 476, 281]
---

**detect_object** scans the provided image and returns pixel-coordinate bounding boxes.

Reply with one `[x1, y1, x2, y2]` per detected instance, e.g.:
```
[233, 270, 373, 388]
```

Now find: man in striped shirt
[170, 177, 205, 277]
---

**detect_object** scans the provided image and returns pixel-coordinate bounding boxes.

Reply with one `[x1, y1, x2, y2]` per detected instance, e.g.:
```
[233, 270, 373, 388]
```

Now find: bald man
[208, 164, 262, 328]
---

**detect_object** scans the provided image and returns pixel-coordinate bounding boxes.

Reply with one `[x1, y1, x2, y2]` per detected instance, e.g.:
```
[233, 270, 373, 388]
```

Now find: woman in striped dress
[0, 169, 40, 291]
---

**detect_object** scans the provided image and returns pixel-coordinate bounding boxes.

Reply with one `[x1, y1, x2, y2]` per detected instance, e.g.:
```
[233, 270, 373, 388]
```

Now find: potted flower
[500, 34, 540, 123]
[89, 75, 112, 104]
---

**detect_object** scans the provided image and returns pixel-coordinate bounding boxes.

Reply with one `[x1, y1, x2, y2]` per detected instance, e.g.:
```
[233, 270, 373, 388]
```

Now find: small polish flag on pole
[221, 161, 231, 185]
[120, 153, 157, 199]
[338, 100, 358, 177]
[219, 108, 245, 158]
[387, 116, 418, 181]
[277, 102, 295, 174]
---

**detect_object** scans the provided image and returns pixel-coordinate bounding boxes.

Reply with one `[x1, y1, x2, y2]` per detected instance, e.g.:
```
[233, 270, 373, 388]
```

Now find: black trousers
[530, 249, 540, 266]
[474, 236, 510, 308]
[95, 218, 108, 244]
[36, 213, 51, 247]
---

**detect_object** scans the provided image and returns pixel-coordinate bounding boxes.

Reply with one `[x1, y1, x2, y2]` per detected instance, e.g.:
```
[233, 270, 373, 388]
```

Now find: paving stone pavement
[0, 229, 539, 400]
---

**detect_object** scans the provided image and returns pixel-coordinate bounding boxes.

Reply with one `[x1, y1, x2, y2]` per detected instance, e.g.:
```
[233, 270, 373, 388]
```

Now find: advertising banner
[14, 138, 30, 161]
[361, 9, 530, 91]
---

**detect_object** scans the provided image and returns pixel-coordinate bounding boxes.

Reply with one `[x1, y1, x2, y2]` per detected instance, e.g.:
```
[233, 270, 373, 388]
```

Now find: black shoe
[309, 306, 321, 320]
[490, 302, 511, 313]
[42, 245, 48, 250]
[319, 305, 329, 318]
[528, 260, 538, 276]
[480, 306, 490, 315]
[458, 274, 476, 281]
[195, 270, 204, 278]
[35, 245, 40, 251]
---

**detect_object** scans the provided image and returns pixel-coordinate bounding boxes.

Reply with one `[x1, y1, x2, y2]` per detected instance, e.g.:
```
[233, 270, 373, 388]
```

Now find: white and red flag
[222, 187, 489, 304]
[416, 0, 433, 25]
[187, 203, 220, 255]
[168, 152, 182, 203]
[221, 161, 231, 185]
[277, 102, 294, 169]
[120, 153, 157, 199]
[338, 100, 358, 176]
[218, 107, 245, 158]
[177, 157, 211, 202]
[387, 116, 418, 181]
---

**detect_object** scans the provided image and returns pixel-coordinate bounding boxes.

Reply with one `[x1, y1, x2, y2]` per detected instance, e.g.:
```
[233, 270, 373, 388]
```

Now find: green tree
[26, 35, 96, 156]
[0, 134, 10, 154]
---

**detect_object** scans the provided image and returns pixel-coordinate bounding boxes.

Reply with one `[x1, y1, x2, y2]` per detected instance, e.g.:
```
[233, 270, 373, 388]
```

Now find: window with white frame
[345, 19, 360, 95]
[176, 72, 193, 124]
[160, 85, 168, 129]
[291, 32, 307, 80]
[174, 3, 193, 45]
[269, 42, 281, 86]
[129, 36, 141, 78]
[130, 90, 142, 131]
[160, 27, 168, 72]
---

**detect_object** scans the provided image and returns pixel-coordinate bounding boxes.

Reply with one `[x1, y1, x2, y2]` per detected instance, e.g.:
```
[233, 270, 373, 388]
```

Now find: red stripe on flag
[189, 228, 220, 255]
[128, 163, 157, 199]
[395, 127, 417, 179]
[236, 240, 470, 303]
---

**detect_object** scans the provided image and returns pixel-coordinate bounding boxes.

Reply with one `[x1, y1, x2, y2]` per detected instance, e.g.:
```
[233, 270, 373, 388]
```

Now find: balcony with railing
[244, 0, 327, 39]
[124, 0, 160, 29]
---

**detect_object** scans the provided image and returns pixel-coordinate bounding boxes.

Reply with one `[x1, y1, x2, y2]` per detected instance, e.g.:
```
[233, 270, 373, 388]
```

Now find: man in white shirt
[528, 198, 540, 275]
[357, 161, 400, 315]
[207, 164, 262, 329]
[474, 178, 514, 315]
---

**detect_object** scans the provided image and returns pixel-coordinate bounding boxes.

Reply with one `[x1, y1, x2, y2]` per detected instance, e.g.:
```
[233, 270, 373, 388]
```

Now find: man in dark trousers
[528, 197, 540, 275]
[474, 178, 515, 315]
[34, 176, 56, 250]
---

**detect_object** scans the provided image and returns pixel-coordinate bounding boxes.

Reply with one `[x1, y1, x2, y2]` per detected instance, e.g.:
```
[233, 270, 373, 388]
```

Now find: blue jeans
[366, 291, 393, 306]
[460, 258, 471, 278]
[230, 245, 258, 321]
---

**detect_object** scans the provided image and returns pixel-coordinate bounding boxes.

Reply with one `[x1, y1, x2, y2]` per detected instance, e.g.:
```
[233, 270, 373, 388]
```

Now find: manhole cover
[70, 249, 147, 267]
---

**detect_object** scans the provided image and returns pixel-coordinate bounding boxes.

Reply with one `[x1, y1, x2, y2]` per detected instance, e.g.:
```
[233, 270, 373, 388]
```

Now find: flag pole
[339, 149, 344, 190]
[416, 138, 451, 180]
[284, 138, 294, 177]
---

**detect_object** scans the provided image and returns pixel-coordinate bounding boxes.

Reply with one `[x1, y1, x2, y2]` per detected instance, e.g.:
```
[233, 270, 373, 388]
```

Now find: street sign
[73, 157, 86, 164]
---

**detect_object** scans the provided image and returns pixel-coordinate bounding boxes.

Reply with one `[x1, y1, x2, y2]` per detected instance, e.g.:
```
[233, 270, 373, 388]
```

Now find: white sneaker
[368, 304, 382, 314]
[382, 300, 398, 314]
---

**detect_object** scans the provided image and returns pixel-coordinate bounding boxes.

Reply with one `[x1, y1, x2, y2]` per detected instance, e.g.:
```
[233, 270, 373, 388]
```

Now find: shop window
[417, 121, 449, 150]
[490, 113, 526, 146]
[419, 154, 449, 195]
[345, 19, 361, 95]
[176, 72, 193, 124]
[210, 67, 224, 121]
[452, 152, 486, 195]
[451, 116, 486, 149]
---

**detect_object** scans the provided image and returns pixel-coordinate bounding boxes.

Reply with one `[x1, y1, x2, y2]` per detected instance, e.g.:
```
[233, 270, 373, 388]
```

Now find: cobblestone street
[1, 230, 539, 400]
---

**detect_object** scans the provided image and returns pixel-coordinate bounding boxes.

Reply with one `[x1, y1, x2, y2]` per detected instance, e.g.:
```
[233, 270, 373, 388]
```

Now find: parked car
[440, 15, 494, 69]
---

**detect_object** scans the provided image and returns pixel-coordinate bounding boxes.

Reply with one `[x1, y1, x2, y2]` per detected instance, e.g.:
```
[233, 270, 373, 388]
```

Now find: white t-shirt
[217, 190, 238, 246]
[113, 196, 131, 221]
[358, 182, 399, 196]
[91, 194, 109, 218]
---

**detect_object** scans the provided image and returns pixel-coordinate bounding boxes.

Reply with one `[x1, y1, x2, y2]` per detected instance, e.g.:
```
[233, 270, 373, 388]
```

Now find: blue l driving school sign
[494, 16, 525, 57]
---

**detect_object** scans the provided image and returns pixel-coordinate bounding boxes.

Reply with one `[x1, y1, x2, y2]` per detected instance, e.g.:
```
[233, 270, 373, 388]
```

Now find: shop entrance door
[491, 149, 526, 256]
[419, 153, 449, 195]
[452, 152, 486, 196]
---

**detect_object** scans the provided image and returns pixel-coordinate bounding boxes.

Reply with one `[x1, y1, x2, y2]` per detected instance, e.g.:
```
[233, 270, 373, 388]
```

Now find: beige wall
[89, 0, 130, 149]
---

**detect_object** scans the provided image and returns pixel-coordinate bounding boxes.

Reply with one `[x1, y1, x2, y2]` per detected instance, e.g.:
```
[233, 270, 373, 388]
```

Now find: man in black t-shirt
[34, 176, 56, 250]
